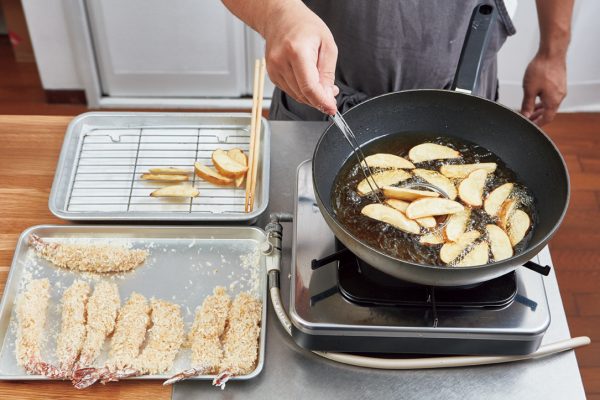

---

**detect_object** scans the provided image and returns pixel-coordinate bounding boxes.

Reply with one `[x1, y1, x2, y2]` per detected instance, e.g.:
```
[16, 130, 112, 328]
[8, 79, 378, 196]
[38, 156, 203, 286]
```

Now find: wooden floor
[0, 35, 599, 398]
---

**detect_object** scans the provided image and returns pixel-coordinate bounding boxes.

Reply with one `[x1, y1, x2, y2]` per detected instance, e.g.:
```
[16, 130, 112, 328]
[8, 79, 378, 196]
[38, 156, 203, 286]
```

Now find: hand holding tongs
[330, 111, 383, 202]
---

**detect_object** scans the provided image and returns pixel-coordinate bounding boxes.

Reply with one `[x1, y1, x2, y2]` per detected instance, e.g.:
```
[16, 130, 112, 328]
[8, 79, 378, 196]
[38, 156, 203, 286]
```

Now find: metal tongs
[330, 111, 383, 202]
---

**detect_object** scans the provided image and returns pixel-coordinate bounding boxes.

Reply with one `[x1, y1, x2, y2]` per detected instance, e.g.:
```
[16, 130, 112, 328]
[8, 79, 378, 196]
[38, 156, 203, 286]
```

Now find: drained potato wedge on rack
[444, 208, 471, 242]
[508, 209, 531, 246]
[408, 143, 461, 163]
[385, 199, 436, 228]
[141, 173, 189, 182]
[440, 230, 481, 264]
[458, 169, 488, 207]
[148, 167, 190, 175]
[440, 163, 497, 178]
[357, 169, 411, 196]
[498, 199, 517, 230]
[361, 204, 421, 234]
[413, 169, 457, 200]
[382, 186, 439, 201]
[405, 198, 464, 219]
[455, 242, 489, 267]
[486, 224, 513, 261]
[194, 162, 234, 186]
[363, 153, 415, 170]
[150, 184, 199, 198]
[212, 149, 248, 178]
[227, 148, 248, 187]
[484, 183, 514, 217]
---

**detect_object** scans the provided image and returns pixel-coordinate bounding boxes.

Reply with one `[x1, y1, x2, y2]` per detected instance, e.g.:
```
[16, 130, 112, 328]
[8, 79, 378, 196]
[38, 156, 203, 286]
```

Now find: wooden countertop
[0, 115, 171, 400]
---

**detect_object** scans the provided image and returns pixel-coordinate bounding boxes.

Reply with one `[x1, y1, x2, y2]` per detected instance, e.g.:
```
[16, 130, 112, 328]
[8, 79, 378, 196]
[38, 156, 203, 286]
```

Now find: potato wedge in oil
[508, 209, 531, 246]
[440, 230, 481, 264]
[357, 170, 411, 196]
[382, 186, 439, 201]
[458, 169, 488, 207]
[363, 153, 415, 170]
[455, 241, 489, 267]
[361, 204, 421, 234]
[440, 163, 497, 178]
[405, 198, 464, 219]
[444, 208, 471, 242]
[486, 224, 513, 261]
[413, 168, 457, 200]
[408, 143, 461, 163]
[484, 183, 513, 217]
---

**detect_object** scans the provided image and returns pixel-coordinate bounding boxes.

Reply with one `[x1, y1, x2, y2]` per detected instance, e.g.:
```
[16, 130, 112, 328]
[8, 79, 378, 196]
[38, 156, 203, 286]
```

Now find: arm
[222, 0, 338, 114]
[521, 0, 574, 126]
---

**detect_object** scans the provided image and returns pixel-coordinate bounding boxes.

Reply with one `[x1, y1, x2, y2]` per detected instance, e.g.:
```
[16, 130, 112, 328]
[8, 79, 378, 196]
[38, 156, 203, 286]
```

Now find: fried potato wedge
[194, 162, 233, 186]
[440, 230, 481, 264]
[212, 149, 248, 178]
[405, 198, 464, 219]
[141, 173, 189, 182]
[363, 153, 415, 170]
[440, 163, 497, 178]
[455, 242, 489, 267]
[419, 232, 445, 246]
[444, 208, 471, 242]
[486, 224, 513, 261]
[361, 204, 421, 234]
[508, 209, 531, 246]
[382, 186, 439, 201]
[357, 169, 411, 196]
[498, 199, 517, 230]
[484, 183, 514, 217]
[150, 184, 199, 198]
[227, 148, 248, 187]
[385, 199, 436, 228]
[458, 169, 488, 207]
[148, 167, 190, 175]
[408, 143, 461, 163]
[413, 169, 457, 200]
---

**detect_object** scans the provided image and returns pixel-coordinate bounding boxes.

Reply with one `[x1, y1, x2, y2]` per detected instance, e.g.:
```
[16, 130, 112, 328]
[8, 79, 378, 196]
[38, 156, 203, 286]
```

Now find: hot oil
[332, 133, 537, 266]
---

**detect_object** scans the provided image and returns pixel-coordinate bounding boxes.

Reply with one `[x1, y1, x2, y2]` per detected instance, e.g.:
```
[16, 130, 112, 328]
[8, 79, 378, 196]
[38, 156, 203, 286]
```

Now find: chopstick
[245, 58, 266, 212]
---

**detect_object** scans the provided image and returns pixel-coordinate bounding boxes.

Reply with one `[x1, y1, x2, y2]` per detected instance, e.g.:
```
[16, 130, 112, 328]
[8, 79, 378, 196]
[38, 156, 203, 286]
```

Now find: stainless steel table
[173, 121, 586, 400]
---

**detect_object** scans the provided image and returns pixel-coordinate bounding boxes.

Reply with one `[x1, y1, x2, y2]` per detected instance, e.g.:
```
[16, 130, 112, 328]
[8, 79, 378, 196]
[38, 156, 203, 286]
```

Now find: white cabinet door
[86, 0, 247, 97]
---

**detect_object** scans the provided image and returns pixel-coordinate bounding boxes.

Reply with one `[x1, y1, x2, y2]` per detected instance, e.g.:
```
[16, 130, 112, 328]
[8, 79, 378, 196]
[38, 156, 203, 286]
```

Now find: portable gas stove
[290, 160, 550, 356]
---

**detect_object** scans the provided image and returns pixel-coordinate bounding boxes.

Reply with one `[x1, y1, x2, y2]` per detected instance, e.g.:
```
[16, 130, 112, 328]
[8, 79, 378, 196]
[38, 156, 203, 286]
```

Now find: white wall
[21, 0, 600, 111]
[21, 0, 82, 89]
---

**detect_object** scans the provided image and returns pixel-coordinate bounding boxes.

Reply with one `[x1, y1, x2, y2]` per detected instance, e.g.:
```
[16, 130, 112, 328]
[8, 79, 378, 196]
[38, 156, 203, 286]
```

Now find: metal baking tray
[0, 225, 268, 382]
[49, 112, 270, 222]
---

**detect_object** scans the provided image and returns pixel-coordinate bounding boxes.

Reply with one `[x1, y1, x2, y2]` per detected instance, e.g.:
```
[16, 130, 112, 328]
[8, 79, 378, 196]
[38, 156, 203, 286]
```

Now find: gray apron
[269, 0, 516, 121]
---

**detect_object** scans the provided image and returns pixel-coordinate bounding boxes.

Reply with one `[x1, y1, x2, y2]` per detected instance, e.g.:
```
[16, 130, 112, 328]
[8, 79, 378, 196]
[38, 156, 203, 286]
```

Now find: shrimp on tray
[15, 278, 60, 377]
[72, 292, 150, 388]
[213, 292, 262, 389]
[163, 286, 231, 385]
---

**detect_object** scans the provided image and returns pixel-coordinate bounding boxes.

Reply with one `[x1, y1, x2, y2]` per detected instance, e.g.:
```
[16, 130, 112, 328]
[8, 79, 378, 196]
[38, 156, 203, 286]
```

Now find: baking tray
[0, 225, 268, 382]
[49, 112, 270, 222]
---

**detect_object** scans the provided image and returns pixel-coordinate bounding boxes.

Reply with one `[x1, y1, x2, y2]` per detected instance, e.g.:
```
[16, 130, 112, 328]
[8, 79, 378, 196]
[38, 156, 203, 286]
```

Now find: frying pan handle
[522, 261, 552, 276]
[451, 3, 498, 94]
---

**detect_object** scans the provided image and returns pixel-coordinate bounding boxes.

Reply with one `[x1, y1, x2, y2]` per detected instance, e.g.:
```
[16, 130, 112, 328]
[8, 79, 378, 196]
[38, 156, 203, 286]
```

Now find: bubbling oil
[331, 133, 536, 266]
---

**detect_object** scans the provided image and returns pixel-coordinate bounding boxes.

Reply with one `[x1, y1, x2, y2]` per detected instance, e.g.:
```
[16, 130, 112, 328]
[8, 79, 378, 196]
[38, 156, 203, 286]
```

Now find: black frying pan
[312, 3, 569, 286]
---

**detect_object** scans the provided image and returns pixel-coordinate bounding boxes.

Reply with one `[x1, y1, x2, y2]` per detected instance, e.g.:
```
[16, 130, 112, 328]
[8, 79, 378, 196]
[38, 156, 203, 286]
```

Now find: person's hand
[263, 2, 339, 115]
[521, 52, 567, 126]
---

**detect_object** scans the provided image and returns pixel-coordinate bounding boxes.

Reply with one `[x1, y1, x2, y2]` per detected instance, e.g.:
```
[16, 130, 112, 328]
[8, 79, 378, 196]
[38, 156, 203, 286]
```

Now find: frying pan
[312, 3, 570, 286]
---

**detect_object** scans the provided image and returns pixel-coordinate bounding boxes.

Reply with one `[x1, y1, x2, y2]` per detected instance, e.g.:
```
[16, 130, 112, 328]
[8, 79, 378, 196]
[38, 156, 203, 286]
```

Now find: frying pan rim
[312, 88, 571, 271]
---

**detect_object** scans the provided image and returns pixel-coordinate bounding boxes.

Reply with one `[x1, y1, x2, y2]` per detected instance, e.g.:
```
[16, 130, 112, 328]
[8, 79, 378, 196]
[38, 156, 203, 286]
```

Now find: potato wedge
[194, 162, 233, 186]
[361, 204, 421, 234]
[212, 149, 248, 178]
[357, 169, 411, 196]
[498, 199, 517, 230]
[405, 198, 464, 219]
[484, 183, 513, 217]
[148, 167, 190, 175]
[150, 184, 199, 198]
[413, 169, 457, 200]
[508, 209, 531, 246]
[440, 163, 497, 178]
[440, 230, 481, 264]
[486, 224, 513, 261]
[385, 199, 436, 228]
[382, 186, 439, 201]
[444, 208, 471, 242]
[458, 169, 488, 207]
[141, 173, 189, 182]
[227, 148, 248, 187]
[363, 153, 415, 170]
[455, 242, 489, 267]
[420, 232, 445, 246]
[408, 143, 461, 163]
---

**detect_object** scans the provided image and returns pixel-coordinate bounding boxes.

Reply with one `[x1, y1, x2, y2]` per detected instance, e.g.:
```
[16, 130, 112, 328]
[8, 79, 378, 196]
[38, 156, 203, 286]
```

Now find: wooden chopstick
[248, 59, 266, 212]
[245, 59, 264, 212]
